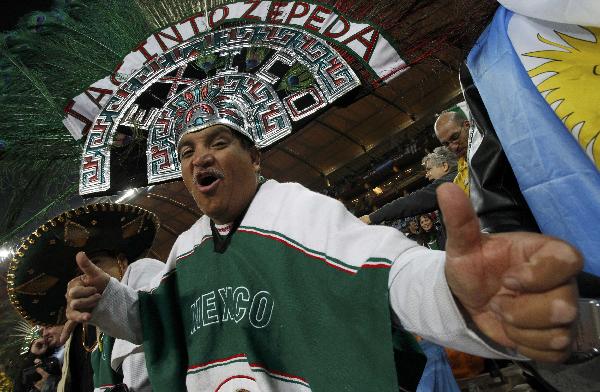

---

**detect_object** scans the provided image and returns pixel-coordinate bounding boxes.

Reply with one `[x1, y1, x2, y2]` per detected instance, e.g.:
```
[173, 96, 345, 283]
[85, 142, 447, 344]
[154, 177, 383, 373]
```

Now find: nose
[191, 149, 215, 167]
[448, 143, 460, 153]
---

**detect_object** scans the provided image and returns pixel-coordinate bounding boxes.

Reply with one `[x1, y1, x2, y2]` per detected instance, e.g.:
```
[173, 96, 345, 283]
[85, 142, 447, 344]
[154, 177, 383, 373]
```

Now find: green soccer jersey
[91, 180, 515, 391]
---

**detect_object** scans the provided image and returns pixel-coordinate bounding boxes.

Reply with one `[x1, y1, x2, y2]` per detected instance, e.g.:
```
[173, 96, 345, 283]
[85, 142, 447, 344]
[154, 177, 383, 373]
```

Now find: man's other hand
[437, 183, 582, 362]
[59, 252, 110, 344]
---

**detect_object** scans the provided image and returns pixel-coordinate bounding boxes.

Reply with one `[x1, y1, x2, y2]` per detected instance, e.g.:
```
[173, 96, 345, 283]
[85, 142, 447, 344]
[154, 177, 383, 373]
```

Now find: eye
[211, 138, 229, 148]
[178, 148, 193, 160]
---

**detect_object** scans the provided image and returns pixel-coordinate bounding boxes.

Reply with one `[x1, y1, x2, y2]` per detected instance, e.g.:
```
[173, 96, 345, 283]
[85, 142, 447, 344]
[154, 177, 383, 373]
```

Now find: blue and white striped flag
[467, 5, 600, 275]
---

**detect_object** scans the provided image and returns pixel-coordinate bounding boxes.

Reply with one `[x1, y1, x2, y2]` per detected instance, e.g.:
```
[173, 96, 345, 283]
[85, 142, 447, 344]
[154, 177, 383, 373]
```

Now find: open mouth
[194, 169, 224, 192]
[199, 174, 219, 186]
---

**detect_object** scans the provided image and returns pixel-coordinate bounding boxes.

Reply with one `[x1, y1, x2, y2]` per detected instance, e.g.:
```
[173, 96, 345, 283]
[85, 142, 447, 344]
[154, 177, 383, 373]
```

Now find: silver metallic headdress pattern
[174, 86, 252, 147]
[76, 0, 416, 196]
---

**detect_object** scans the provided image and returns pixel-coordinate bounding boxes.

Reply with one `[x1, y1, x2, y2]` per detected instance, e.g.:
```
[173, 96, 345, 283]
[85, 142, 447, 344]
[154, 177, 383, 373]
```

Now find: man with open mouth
[62, 90, 582, 391]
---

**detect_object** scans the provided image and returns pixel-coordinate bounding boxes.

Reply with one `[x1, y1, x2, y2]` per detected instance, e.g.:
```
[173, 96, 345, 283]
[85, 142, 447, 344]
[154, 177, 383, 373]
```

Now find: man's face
[178, 125, 260, 224]
[41, 325, 63, 348]
[435, 115, 469, 157]
[424, 162, 448, 181]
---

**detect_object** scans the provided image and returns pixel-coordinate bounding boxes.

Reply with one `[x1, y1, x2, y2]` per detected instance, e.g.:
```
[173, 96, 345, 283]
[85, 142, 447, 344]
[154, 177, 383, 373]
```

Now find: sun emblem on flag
[524, 26, 600, 168]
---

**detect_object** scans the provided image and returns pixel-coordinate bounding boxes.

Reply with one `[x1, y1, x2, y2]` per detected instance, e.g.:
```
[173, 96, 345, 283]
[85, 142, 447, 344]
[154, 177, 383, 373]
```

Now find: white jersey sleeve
[251, 181, 524, 359]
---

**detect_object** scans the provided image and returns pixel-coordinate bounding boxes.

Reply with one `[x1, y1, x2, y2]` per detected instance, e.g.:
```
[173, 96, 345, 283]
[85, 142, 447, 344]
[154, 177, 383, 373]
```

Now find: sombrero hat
[6, 203, 159, 326]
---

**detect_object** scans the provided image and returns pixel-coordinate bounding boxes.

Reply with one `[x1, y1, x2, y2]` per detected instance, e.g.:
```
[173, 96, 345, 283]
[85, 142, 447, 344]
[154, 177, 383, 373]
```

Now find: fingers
[68, 285, 97, 300]
[30, 337, 48, 356]
[76, 251, 101, 281]
[490, 283, 579, 329]
[70, 293, 102, 311]
[60, 253, 110, 344]
[503, 324, 574, 353]
[35, 367, 49, 378]
[501, 239, 583, 293]
[490, 287, 578, 362]
[66, 309, 93, 323]
[75, 251, 111, 293]
[64, 273, 102, 332]
[436, 183, 481, 257]
[65, 284, 99, 324]
[59, 320, 77, 345]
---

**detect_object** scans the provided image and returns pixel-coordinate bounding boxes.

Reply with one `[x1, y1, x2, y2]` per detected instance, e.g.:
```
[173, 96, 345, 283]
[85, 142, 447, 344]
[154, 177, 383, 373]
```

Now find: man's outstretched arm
[60, 252, 143, 345]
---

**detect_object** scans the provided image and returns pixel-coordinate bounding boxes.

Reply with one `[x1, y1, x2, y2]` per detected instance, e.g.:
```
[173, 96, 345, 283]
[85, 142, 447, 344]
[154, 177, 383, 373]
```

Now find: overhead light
[372, 187, 383, 195]
[116, 188, 136, 203]
[0, 247, 12, 259]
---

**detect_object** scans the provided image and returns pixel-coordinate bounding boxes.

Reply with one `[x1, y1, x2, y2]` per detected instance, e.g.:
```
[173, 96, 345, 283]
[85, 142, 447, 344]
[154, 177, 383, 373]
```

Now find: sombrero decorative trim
[7, 203, 159, 326]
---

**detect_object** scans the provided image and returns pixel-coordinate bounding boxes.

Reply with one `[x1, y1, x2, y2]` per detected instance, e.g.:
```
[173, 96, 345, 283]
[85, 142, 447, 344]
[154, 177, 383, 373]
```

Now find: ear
[442, 162, 449, 172]
[117, 253, 129, 269]
[250, 147, 261, 173]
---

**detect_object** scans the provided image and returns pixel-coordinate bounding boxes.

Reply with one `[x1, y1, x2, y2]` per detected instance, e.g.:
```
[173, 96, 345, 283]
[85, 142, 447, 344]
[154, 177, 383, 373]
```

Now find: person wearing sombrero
[7, 203, 161, 392]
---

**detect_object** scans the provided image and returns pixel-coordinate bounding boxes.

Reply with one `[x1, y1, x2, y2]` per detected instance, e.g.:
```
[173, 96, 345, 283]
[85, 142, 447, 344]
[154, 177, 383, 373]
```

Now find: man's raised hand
[59, 251, 110, 344]
[437, 183, 582, 362]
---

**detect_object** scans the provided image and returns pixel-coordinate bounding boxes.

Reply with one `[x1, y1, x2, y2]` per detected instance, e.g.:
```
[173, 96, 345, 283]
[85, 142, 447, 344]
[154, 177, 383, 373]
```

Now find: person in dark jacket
[360, 146, 457, 228]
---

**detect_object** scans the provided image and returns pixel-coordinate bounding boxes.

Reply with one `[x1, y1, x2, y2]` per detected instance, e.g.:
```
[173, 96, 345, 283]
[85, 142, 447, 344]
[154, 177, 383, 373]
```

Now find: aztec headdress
[174, 91, 251, 147]
[6, 203, 159, 326]
[0, 0, 497, 203]
[74, 8, 367, 195]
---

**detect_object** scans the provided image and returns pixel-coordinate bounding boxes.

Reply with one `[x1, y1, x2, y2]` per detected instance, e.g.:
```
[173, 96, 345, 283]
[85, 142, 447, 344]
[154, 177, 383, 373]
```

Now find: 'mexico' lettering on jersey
[190, 286, 274, 334]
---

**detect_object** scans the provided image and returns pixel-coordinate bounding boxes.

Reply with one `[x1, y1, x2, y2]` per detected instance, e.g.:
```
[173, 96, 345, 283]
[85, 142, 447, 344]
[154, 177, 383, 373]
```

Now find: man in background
[434, 110, 470, 194]
[360, 146, 457, 231]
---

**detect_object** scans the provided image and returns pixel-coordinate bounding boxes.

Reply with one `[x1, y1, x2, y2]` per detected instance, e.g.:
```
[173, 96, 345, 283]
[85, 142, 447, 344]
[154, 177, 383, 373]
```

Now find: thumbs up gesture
[60, 251, 111, 344]
[438, 183, 582, 362]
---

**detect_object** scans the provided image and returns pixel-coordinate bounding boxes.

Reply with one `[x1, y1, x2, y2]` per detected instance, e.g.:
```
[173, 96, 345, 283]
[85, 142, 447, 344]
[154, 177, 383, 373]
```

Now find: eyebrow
[177, 139, 193, 154]
[178, 127, 234, 152]
[205, 127, 233, 143]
